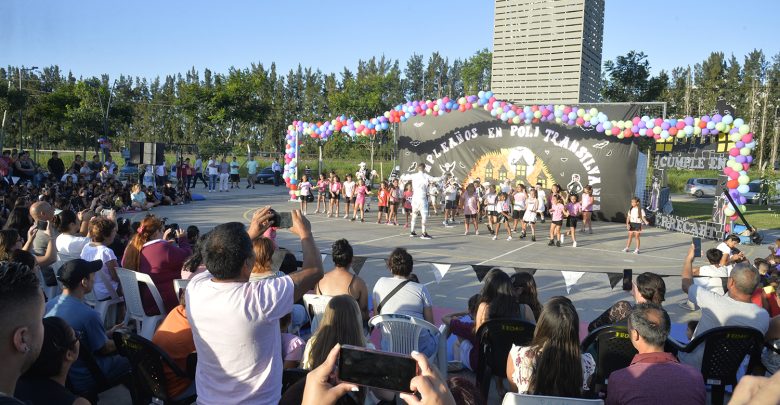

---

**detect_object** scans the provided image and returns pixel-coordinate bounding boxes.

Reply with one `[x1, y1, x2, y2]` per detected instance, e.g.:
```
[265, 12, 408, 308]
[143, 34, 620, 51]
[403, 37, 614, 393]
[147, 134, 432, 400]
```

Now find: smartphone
[338, 345, 418, 393]
[692, 237, 702, 258]
[622, 269, 633, 291]
[36, 220, 48, 231]
[269, 210, 293, 229]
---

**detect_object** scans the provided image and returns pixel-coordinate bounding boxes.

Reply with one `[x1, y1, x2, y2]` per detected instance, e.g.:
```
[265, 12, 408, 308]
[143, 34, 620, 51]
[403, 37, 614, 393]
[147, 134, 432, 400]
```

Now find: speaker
[130, 142, 166, 165]
[129, 142, 143, 164]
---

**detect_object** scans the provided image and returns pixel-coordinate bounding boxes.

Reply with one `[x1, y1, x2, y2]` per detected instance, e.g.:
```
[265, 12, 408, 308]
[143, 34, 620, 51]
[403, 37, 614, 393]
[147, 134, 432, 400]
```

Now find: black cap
[57, 259, 103, 286]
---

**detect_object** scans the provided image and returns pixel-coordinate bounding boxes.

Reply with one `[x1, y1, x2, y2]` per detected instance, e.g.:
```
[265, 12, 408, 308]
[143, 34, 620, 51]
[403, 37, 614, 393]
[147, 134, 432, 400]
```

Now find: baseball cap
[57, 259, 103, 286]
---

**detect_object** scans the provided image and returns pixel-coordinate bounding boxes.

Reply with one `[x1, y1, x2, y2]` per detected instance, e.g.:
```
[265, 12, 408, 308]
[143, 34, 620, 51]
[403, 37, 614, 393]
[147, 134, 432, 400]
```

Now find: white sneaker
[634, 249, 640, 254]
[572, 241, 577, 247]
[492, 235, 497, 240]
[475, 230, 480, 235]
[343, 214, 349, 219]
[507, 236, 513, 241]
[560, 235, 565, 243]
[442, 220, 448, 226]
[622, 247, 629, 252]
[464, 231, 468, 235]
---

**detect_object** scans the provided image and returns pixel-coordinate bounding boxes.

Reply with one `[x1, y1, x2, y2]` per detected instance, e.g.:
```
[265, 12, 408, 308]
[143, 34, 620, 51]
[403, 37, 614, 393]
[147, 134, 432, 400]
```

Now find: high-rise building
[491, 0, 605, 104]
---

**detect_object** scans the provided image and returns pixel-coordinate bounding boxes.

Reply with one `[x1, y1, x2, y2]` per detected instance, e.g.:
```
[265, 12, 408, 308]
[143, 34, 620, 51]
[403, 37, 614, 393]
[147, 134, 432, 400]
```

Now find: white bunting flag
[431, 263, 452, 284]
[321, 254, 327, 263]
[561, 271, 586, 294]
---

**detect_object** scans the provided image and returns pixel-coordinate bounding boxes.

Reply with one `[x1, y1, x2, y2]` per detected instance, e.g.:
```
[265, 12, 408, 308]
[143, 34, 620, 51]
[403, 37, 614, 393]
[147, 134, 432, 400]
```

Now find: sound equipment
[129, 142, 165, 165]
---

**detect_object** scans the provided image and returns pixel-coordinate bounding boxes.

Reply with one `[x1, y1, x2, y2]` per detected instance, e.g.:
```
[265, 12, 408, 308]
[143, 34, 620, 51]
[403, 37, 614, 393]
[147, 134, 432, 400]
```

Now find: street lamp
[19, 66, 38, 150]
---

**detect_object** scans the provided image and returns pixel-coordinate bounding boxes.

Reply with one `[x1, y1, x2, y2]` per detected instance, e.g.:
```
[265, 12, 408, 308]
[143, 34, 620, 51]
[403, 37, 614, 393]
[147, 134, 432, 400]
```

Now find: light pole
[19, 66, 38, 150]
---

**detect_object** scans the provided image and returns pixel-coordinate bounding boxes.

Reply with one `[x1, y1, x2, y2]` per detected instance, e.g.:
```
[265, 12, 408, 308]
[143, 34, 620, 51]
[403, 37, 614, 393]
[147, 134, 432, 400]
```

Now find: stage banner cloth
[398, 109, 640, 222]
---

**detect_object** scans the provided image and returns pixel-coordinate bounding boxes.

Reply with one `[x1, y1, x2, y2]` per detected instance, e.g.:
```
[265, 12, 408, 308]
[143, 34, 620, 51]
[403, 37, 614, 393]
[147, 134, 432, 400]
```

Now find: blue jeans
[209, 174, 218, 191]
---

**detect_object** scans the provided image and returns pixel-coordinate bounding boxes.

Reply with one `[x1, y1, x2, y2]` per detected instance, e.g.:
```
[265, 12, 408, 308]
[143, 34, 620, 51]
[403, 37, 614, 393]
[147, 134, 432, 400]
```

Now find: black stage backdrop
[398, 109, 640, 222]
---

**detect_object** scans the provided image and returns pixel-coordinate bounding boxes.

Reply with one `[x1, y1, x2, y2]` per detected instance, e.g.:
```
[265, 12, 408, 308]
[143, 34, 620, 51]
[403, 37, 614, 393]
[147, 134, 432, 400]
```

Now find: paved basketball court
[127, 183, 768, 326]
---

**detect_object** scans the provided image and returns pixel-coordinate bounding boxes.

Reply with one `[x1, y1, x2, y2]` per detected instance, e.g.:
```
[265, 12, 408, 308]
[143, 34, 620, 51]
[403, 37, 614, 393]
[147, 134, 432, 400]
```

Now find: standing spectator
[272, 157, 282, 187]
[206, 157, 218, 193]
[179, 158, 192, 191]
[14, 317, 91, 405]
[0, 262, 45, 405]
[47, 152, 65, 181]
[246, 155, 258, 189]
[122, 216, 191, 314]
[192, 155, 207, 189]
[45, 259, 129, 394]
[229, 156, 240, 189]
[185, 208, 323, 405]
[606, 303, 706, 405]
[218, 158, 230, 192]
[680, 243, 769, 370]
[79, 218, 120, 302]
[155, 161, 167, 189]
[507, 296, 595, 397]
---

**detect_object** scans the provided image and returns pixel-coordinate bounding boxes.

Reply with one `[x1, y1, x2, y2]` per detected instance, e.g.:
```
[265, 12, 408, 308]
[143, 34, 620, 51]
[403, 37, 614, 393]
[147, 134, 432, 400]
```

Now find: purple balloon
[583, 121, 591, 128]
[661, 122, 670, 130]
[684, 117, 694, 126]
[632, 126, 639, 133]
[738, 196, 747, 205]
[702, 128, 710, 136]
[712, 114, 722, 123]
[702, 115, 711, 122]
[735, 141, 745, 148]
[746, 156, 753, 163]
[730, 190, 741, 199]
[596, 123, 604, 132]
[735, 155, 746, 163]
[638, 121, 647, 129]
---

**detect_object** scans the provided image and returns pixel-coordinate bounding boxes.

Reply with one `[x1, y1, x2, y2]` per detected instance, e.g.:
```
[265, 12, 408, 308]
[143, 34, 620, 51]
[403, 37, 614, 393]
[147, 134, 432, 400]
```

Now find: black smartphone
[36, 220, 48, 231]
[622, 269, 633, 291]
[269, 210, 293, 229]
[338, 345, 418, 393]
[692, 237, 702, 258]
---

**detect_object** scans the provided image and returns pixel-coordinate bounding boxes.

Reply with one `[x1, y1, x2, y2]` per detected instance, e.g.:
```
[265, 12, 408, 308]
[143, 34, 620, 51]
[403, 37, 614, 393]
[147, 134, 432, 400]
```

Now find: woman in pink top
[315, 173, 328, 214]
[351, 179, 369, 222]
[122, 215, 192, 314]
[565, 194, 582, 247]
[461, 183, 480, 235]
[328, 175, 343, 218]
[548, 195, 565, 247]
[581, 185, 594, 234]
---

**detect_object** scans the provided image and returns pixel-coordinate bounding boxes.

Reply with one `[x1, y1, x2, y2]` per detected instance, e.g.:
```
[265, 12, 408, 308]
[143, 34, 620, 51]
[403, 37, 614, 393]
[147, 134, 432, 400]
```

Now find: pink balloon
[632, 117, 641, 125]
[728, 172, 739, 180]
[611, 127, 620, 135]
[675, 121, 686, 130]
[741, 134, 753, 143]
[743, 163, 751, 171]
[728, 148, 740, 157]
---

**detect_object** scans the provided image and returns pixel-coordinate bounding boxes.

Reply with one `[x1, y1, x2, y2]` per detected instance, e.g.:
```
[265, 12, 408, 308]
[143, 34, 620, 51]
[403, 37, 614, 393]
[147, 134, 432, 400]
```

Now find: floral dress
[509, 344, 596, 394]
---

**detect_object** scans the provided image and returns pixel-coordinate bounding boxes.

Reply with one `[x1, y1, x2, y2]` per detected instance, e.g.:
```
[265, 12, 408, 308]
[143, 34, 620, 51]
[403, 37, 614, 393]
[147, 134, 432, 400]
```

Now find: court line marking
[476, 243, 535, 265]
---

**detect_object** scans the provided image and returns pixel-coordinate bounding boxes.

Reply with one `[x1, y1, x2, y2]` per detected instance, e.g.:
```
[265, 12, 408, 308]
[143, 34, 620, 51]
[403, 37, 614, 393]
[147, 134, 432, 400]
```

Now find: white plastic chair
[173, 279, 189, 296]
[502, 393, 604, 405]
[84, 269, 124, 328]
[368, 313, 445, 376]
[115, 267, 165, 339]
[302, 294, 332, 334]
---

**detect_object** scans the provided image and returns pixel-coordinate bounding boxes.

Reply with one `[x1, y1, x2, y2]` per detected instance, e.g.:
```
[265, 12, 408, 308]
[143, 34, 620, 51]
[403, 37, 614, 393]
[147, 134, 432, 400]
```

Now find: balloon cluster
[286, 92, 755, 219]
[283, 131, 299, 199]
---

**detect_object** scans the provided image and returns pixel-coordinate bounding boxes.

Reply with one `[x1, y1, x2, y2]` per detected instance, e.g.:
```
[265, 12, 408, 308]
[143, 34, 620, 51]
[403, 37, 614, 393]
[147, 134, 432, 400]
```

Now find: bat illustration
[413, 122, 425, 128]
[409, 140, 422, 147]
[593, 141, 609, 149]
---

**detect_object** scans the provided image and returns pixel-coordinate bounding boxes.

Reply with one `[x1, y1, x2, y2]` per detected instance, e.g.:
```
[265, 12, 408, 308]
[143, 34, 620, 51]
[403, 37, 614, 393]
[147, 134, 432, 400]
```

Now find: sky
[2, 0, 779, 81]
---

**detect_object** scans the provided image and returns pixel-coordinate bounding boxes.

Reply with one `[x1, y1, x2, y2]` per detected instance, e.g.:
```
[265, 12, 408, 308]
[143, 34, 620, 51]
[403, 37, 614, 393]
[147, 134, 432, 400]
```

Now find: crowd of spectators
[0, 174, 779, 405]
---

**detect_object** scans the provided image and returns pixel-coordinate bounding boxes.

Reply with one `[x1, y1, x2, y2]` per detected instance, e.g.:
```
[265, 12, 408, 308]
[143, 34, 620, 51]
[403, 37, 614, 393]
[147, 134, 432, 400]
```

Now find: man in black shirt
[47, 152, 65, 181]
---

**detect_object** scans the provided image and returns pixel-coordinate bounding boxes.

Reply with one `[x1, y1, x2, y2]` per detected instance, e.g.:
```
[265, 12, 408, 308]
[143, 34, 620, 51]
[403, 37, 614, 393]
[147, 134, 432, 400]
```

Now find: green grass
[671, 202, 780, 230]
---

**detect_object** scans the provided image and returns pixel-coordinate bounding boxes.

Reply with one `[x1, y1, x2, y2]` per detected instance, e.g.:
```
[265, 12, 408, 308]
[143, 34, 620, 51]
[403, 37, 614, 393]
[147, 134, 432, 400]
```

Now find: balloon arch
[284, 91, 756, 221]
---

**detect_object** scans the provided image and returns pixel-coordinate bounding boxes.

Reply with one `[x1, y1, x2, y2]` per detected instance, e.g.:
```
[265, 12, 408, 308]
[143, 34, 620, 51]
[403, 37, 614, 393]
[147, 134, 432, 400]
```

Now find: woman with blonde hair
[130, 183, 155, 210]
[301, 295, 366, 370]
[121, 215, 190, 314]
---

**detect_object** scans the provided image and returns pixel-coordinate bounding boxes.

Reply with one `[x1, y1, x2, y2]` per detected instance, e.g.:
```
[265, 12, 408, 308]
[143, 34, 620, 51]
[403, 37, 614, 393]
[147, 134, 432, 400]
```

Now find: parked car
[743, 179, 780, 205]
[255, 166, 276, 183]
[685, 178, 718, 198]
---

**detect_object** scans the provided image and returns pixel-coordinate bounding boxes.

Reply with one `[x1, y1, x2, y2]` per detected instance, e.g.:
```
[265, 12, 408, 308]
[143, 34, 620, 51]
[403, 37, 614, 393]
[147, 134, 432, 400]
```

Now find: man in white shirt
[716, 234, 745, 267]
[271, 158, 282, 187]
[155, 162, 167, 188]
[680, 244, 769, 370]
[206, 157, 218, 193]
[186, 208, 323, 405]
[400, 162, 442, 240]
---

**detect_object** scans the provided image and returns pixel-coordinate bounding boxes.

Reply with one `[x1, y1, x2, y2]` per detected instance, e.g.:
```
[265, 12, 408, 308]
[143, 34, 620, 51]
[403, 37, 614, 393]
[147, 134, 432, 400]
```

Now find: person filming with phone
[186, 207, 324, 405]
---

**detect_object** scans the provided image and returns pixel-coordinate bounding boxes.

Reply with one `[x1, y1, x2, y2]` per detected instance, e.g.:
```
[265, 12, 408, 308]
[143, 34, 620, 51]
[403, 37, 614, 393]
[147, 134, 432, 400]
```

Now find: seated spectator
[109, 217, 132, 260]
[476, 269, 535, 334]
[0, 262, 45, 405]
[441, 294, 480, 370]
[79, 218, 120, 301]
[606, 303, 705, 405]
[280, 313, 305, 369]
[507, 296, 595, 397]
[0, 229, 24, 260]
[54, 209, 92, 261]
[690, 248, 729, 295]
[761, 315, 780, 375]
[511, 271, 542, 321]
[45, 259, 129, 394]
[14, 317, 91, 405]
[373, 247, 437, 358]
[301, 295, 366, 370]
[185, 208, 323, 405]
[588, 272, 665, 332]
[4, 206, 33, 243]
[249, 236, 284, 281]
[152, 292, 196, 400]
[180, 235, 207, 280]
[751, 261, 780, 317]
[680, 243, 770, 370]
[186, 225, 199, 246]
[130, 184, 155, 210]
[314, 239, 369, 321]
[122, 215, 191, 314]
[447, 376, 484, 405]
[716, 234, 745, 267]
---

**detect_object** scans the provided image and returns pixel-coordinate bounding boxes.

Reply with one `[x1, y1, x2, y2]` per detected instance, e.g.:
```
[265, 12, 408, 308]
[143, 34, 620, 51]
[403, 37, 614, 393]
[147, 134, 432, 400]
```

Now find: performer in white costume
[400, 162, 442, 240]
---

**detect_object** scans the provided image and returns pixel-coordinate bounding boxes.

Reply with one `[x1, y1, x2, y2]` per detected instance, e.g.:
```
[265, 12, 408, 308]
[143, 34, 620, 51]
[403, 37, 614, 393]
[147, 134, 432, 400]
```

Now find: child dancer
[402, 182, 413, 228]
[388, 179, 400, 226]
[522, 189, 539, 241]
[493, 192, 513, 241]
[565, 193, 582, 247]
[342, 174, 355, 219]
[461, 183, 480, 235]
[315, 173, 327, 214]
[548, 195, 565, 247]
[484, 184, 498, 234]
[512, 184, 527, 232]
[298, 175, 312, 215]
[352, 179, 368, 222]
[623, 197, 648, 254]
[582, 185, 594, 234]
[443, 180, 457, 226]
[328, 175, 342, 218]
[376, 181, 389, 224]
[428, 181, 440, 215]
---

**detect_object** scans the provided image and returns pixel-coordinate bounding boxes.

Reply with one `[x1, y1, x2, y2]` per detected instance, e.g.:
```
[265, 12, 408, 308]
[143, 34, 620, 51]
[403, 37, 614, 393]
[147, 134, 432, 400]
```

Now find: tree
[461, 48, 492, 95]
[601, 51, 663, 102]
[404, 53, 425, 101]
